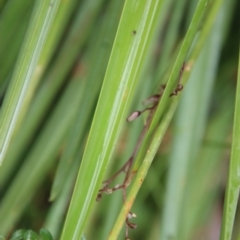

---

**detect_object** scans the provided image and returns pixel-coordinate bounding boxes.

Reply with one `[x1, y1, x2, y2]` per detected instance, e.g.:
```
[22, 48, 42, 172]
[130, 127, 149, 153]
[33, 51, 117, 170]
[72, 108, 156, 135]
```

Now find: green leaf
[49, 0, 123, 201]
[220, 47, 240, 240]
[161, 20, 225, 239]
[0, 80, 83, 234]
[0, 0, 104, 189]
[23, 231, 38, 240]
[0, 0, 60, 165]
[10, 229, 25, 240]
[109, 100, 178, 239]
[0, 0, 35, 87]
[132, 0, 211, 172]
[60, 0, 164, 239]
[39, 229, 53, 240]
[109, 0, 222, 237]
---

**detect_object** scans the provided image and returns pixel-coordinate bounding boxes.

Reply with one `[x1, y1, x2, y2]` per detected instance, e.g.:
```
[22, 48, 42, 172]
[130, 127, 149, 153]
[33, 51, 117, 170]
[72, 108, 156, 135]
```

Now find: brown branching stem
[97, 62, 185, 240]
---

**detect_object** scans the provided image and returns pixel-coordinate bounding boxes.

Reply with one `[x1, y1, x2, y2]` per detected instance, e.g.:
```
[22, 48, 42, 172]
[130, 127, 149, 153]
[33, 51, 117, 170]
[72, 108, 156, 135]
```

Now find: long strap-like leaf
[0, 0, 60, 165]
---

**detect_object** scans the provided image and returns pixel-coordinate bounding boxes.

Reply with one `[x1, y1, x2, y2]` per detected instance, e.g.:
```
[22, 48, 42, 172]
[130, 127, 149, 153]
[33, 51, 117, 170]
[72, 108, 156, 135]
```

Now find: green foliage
[0, 0, 239, 239]
[0, 229, 53, 240]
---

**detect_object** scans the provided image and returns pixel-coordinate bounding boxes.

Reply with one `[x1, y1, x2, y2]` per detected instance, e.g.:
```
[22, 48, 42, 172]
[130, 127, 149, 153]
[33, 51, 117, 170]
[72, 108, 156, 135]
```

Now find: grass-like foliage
[0, 0, 239, 239]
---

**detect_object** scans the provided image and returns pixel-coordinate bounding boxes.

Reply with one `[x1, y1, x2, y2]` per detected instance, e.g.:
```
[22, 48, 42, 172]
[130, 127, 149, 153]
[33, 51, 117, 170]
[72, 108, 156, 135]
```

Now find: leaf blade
[0, 0, 60, 165]
[60, 0, 164, 239]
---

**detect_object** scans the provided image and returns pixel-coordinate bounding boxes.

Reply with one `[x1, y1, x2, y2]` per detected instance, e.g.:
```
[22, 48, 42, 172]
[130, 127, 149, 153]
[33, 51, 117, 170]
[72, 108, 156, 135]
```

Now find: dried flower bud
[127, 111, 141, 122]
[105, 188, 113, 194]
[177, 84, 183, 91]
[127, 212, 137, 219]
[131, 212, 137, 218]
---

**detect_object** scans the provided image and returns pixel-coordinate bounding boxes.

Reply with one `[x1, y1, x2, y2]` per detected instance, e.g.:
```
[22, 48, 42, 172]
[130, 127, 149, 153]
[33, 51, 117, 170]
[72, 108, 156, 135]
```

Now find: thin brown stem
[97, 94, 161, 202]
[170, 62, 185, 97]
